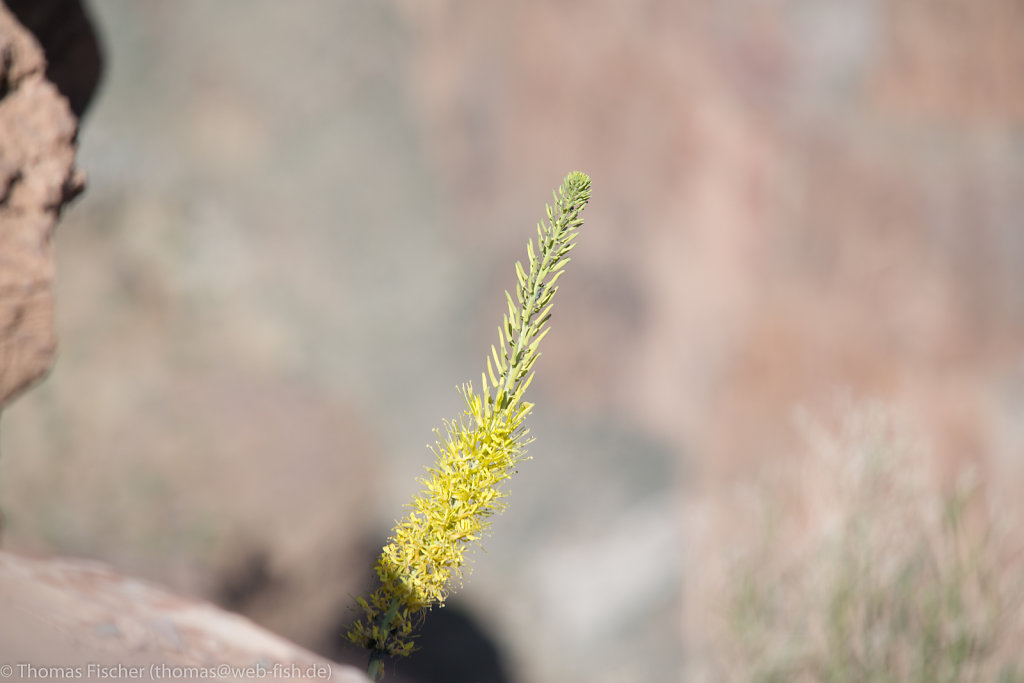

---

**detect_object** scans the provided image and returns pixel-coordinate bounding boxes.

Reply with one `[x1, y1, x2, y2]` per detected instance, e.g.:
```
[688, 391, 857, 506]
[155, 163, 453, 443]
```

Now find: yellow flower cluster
[347, 386, 531, 657]
[347, 172, 591, 670]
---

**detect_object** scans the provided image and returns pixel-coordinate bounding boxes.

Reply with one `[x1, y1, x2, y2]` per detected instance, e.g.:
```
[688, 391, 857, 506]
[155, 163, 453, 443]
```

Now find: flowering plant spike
[347, 172, 591, 679]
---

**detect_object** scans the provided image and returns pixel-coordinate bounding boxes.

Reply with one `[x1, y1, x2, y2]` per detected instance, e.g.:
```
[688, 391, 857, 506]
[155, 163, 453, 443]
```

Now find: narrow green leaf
[537, 302, 555, 324]
[510, 372, 534, 407]
[486, 355, 499, 389]
[496, 329, 508, 369]
[515, 260, 527, 286]
[528, 326, 550, 355]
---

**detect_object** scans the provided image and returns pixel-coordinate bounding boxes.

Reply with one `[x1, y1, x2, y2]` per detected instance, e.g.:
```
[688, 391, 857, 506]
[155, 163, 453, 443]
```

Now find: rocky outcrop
[0, 1, 84, 408]
[0, 551, 369, 682]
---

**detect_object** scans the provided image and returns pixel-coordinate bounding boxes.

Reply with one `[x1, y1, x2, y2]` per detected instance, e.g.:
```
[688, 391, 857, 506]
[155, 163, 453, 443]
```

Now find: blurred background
[2, 1, 1023, 681]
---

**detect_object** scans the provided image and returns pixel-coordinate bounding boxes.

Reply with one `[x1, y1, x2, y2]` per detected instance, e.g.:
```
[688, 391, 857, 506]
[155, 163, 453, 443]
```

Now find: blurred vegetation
[708, 405, 1024, 682]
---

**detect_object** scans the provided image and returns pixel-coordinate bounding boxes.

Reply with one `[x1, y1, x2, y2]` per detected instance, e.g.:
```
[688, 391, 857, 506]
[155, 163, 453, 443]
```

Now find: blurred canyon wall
[401, 0, 1024, 479]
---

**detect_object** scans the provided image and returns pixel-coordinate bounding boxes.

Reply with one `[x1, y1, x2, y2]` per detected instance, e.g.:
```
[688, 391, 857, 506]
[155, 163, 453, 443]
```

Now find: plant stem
[367, 657, 384, 681]
[366, 599, 402, 680]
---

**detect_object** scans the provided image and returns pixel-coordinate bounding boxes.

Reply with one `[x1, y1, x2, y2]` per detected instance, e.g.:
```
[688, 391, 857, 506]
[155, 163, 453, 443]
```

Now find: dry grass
[686, 402, 1024, 682]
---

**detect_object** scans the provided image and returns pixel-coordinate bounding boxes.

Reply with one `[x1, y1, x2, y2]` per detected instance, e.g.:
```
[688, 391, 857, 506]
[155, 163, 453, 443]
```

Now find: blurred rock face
[399, 0, 1024, 477]
[0, 6, 370, 681]
[0, 2, 85, 408]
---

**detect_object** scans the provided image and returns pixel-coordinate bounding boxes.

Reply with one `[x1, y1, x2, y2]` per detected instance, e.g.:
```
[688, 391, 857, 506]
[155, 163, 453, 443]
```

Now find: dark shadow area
[324, 538, 514, 683]
[327, 600, 513, 683]
[6, 0, 103, 117]
[389, 602, 513, 683]
[216, 549, 282, 613]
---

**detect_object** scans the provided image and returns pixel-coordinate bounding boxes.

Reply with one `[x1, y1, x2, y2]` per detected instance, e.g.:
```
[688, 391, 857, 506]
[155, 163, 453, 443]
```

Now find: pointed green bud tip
[563, 171, 591, 196]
